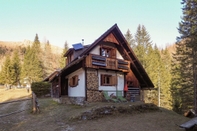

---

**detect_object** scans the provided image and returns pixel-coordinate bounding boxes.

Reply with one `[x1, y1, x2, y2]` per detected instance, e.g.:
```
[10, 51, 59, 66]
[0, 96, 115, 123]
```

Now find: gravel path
[0, 99, 30, 117]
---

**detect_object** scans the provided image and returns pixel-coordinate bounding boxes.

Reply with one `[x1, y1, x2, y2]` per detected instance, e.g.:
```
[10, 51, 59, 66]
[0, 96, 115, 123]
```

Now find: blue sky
[0, 0, 182, 48]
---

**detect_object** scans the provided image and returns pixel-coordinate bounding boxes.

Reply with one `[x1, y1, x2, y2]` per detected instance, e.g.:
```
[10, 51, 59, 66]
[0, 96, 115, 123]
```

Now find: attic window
[101, 74, 117, 86]
[69, 75, 79, 87]
[100, 46, 116, 58]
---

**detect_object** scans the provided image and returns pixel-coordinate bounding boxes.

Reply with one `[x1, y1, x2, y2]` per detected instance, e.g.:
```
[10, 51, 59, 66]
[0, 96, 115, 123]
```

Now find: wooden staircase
[128, 86, 140, 101]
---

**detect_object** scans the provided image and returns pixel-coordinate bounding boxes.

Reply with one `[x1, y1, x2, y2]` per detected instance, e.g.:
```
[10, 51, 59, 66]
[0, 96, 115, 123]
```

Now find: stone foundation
[69, 97, 85, 105]
[52, 96, 71, 104]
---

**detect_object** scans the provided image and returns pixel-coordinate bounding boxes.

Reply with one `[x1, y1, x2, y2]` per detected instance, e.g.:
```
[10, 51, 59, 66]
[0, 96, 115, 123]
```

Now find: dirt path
[0, 99, 31, 117]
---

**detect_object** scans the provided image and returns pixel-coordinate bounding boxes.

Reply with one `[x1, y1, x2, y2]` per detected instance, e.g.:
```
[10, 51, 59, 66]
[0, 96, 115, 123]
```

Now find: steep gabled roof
[78, 24, 154, 88]
[62, 24, 154, 88]
[64, 44, 90, 59]
[43, 69, 61, 82]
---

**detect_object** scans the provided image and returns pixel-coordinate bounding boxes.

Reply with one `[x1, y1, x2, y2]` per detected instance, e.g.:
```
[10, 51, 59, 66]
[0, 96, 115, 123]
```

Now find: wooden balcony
[85, 54, 130, 72]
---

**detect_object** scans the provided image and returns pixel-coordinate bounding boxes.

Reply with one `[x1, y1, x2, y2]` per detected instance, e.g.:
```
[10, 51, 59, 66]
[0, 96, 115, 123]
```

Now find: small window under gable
[66, 52, 74, 65]
[100, 46, 116, 59]
[101, 74, 117, 86]
[69, 75, 78, 87]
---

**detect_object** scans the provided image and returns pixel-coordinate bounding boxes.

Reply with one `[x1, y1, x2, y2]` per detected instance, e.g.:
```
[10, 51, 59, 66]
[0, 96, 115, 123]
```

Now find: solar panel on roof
[72, 43, 84, 50]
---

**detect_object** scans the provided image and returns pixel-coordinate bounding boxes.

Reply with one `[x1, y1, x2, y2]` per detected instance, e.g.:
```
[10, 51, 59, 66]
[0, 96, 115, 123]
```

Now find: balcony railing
[85, 54, 130, 72]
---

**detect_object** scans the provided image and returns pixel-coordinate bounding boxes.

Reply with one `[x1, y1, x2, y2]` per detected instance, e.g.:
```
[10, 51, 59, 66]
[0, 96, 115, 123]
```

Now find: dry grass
[0, 88, 32, 103]
[0, 89, 190, 131]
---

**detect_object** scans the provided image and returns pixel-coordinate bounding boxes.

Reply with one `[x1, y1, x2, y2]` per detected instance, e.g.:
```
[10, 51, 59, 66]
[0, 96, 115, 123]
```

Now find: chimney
[82, 39, 84, 45]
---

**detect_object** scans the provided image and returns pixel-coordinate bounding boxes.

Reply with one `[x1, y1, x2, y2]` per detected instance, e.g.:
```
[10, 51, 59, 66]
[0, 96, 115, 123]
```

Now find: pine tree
[59, 41, 69, 68]
[43, 40, 54, 78]
[134, 25, 152, 67]
[160, 48, 172, 109]
[32, 34, 41, 52]
[0, 55, 13, 88]
[11, 49, 21, 86]
[124, 29, 135, 48]
[133, 25, 160, 105]
[21, 34, 44, 83]
[171, 40, 187, 113]
[143, 45, 159, 105]
[172, 0, 197, 113]
[21, 46, 33, 83]
[31, 34, 44, 82]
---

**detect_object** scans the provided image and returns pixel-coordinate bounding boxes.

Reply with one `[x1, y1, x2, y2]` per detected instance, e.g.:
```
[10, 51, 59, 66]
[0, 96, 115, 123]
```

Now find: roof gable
[103, 33, 119, 44]
[63, 24, 154, 88]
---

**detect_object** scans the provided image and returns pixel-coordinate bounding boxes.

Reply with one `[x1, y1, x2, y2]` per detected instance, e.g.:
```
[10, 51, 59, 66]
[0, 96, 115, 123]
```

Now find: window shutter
[69, 78, 73, 87]
[74, 75, 78, 86]
[101, 74, 104, 86]
[111, 49, 116, 59]
[111, 76, 117, 86]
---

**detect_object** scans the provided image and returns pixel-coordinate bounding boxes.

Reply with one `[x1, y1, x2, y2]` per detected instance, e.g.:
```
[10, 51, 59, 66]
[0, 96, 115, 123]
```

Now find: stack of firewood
[86, 72, 103, 102]
[87, 91, 103, 102]
[87, 72, 99, 90]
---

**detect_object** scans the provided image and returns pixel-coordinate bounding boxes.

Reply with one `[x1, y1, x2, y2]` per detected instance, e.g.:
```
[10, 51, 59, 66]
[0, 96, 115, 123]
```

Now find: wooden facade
[85, 54, 129, 72]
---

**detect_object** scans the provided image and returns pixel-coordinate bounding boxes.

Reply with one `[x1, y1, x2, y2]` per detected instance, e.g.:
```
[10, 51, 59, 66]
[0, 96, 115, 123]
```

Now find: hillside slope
[0, 40, 63, 73]
[0, 40, 63, 55]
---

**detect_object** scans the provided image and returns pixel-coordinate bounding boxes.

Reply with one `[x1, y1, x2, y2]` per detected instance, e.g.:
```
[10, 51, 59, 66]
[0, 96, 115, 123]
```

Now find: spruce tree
[124, 29, 135, 48]
[171, 40, 186, 113]
[11, 49, 21, 86]
[133, 25, 160, 105]
[21, 34, 44, 83]
[172, 0, 197, 113]
[160, 48, 172, 109]
[0, 55, 13, 88]
[59, 41, 69, 68]
[31, 34, 44, 82]
[21, 46, 33, 82]
[143, 45, 159, 105]
[134, 25, 152, 67]
[43, 40, 53, 78]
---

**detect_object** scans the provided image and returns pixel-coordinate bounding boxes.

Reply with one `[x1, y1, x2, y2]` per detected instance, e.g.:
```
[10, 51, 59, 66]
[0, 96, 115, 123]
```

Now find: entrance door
[61, 78, 68, 95]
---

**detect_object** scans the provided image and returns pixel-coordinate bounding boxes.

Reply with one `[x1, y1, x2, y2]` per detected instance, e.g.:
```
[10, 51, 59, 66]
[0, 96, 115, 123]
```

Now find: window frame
[69, 75, 79, 87]
[100, 74, 117, 86]
[100, 46, 116, 58]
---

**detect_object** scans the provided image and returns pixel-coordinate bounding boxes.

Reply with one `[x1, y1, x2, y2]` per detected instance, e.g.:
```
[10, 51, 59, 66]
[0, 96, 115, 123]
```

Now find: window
[101, 48, 111, 57]
[100, 46, 116, 58]
[101, 74, 117, 86]
[66, 53, 74, 65]
[69, 75, 78, 87]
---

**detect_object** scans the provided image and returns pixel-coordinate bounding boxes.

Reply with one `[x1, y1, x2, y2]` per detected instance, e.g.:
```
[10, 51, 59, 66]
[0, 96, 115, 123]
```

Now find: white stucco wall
[67, 68, 85, 97]
[90, 45, 123, 59]
[116, 50, 123, 59]
[98, 70, 124, 96]
[117, 73, 124, 96]
[117, 73, 124, 91]
[90, 46, 100, 55]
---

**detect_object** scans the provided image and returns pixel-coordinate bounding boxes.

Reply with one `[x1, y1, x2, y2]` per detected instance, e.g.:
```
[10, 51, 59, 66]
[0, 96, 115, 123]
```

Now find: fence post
[32, 92, 37, 113]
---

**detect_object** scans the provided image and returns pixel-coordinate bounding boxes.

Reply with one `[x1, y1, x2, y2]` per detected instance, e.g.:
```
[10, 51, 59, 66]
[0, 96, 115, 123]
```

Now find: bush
[31, 82, 51, 97]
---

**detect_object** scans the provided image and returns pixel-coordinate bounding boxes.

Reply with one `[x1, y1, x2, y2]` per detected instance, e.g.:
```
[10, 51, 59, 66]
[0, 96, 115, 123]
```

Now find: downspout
[124, 72, 127, 97]
[85, 67, 87, 101]
[116, 71, 117, 93]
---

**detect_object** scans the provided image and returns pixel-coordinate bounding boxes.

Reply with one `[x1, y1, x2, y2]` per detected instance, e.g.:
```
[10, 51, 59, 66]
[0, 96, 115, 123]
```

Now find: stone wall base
[69, 97, 85, 105]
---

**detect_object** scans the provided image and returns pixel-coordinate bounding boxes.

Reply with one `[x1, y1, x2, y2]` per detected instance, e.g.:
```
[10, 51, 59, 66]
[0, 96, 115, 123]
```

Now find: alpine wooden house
[44, 24, 154, 104]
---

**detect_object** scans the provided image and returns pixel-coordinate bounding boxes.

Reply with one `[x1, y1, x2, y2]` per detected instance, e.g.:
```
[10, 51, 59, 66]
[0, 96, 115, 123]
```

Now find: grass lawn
[0, 88, 32, 103]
